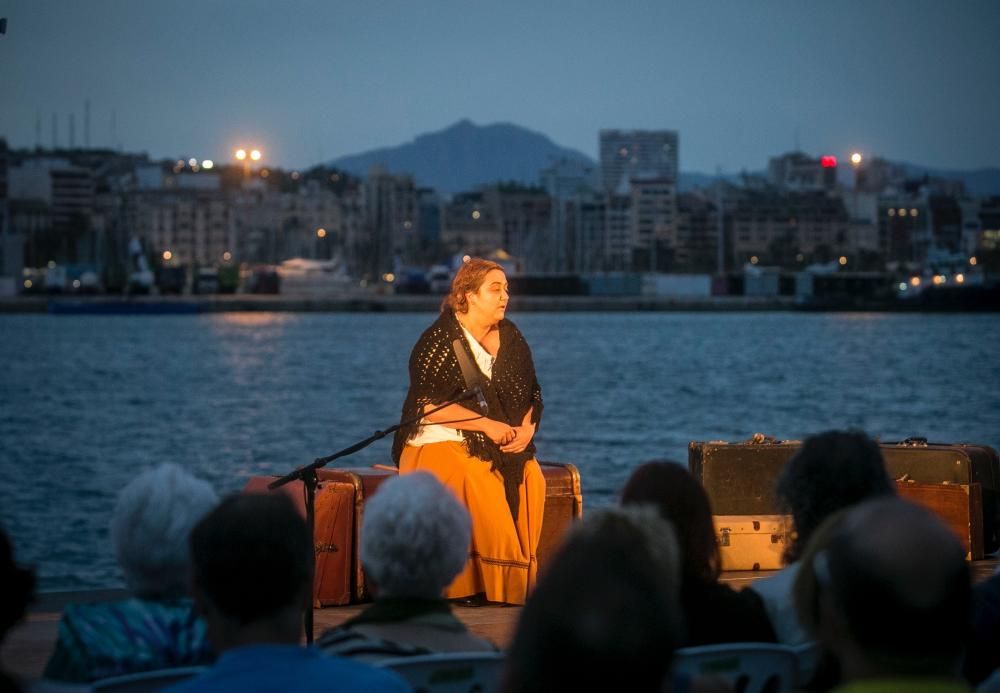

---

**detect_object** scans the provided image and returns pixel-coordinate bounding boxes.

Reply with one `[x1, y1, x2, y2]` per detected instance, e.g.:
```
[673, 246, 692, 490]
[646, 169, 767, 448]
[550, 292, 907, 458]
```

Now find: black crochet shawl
[391, 310, 543, 521]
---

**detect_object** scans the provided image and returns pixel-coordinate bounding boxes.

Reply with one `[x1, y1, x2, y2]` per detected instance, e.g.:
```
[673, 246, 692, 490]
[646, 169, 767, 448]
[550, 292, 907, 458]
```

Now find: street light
[850, 152, 863, 191]
[234, 147, 262, 178]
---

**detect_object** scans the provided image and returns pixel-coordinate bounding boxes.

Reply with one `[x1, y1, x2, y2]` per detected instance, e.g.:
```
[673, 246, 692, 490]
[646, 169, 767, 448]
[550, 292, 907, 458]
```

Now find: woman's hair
[776, 430, 894, 563]
[620, 460, 720, 585]
[501, 506, 683, 693]
[111, 463, 219, 598]
[360, 472, 471, 599]
[441, 258, 504, 313]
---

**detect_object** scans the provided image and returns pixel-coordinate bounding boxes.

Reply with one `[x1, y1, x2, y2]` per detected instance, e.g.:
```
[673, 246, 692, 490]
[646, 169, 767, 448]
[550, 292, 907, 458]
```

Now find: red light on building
[821, 155, 837, 168]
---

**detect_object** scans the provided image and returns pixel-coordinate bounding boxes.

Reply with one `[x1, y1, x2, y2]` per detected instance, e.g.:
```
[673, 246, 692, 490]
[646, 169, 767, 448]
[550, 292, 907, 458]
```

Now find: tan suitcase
[714, 515, 791, 571]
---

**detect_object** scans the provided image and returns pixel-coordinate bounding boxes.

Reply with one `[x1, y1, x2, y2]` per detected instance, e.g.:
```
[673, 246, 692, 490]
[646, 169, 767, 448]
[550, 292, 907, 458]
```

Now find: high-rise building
[541, 158, 598, 272]
[363, 167, 417, 280]
[628, 175, 676, 271]
[599, 129, 678, 192]
[767, 152, 837, 191]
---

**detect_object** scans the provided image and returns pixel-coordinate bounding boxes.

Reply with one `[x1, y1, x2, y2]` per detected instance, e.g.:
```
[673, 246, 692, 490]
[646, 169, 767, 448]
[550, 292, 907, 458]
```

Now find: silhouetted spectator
[621, 460, 777, 646]
[500, 506, 683, 693]
[1, 527, 36, 693]
[749, 430, 895, 644]
[318, 472, 496, 661]
[801, 497, 971, 691]
[965, 570, 1000, 684]
[44, 464, 218, 683]
[165, 493, 407, 693]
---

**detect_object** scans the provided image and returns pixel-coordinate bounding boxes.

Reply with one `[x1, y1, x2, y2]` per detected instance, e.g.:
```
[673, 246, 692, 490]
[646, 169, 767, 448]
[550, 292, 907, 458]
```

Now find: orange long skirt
[399, 441, 546, 605]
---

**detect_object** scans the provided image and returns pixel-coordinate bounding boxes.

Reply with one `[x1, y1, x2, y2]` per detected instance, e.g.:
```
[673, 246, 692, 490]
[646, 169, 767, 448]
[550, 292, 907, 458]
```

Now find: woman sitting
[318, 472, 497, 661]
[43, 464, 218, 683]
[392, 258, 545, 605]
[620, 460, 777, 646]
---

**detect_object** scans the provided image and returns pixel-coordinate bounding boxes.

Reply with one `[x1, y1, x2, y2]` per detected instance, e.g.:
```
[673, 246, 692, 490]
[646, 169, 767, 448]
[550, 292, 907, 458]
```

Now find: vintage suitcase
[244, 466, 396, 607]
[896, 481, 985, 560]
[245, 461, 583, 606]
[713, 515, 791, 571]
[690, 436, 1000, 553]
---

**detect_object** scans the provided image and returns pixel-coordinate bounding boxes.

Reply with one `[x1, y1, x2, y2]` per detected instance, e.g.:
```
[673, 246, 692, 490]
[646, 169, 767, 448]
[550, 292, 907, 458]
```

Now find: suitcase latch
[315, 543, 339, 554]
[719, 528, 731, 547]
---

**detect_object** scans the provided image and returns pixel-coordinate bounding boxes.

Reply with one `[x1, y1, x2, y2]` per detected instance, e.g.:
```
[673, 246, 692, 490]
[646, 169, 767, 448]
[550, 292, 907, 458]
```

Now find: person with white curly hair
[318, 472, 497, 661]
[44, 463, 219, 683]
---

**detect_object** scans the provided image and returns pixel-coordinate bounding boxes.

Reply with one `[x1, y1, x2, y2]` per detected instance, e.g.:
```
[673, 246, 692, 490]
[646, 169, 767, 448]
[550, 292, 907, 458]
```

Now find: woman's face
[466, 269, 509, 323]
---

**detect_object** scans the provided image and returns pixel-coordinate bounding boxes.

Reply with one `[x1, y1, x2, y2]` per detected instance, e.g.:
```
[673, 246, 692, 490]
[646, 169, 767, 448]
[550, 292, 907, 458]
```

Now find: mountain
[330, 119, 594, 194]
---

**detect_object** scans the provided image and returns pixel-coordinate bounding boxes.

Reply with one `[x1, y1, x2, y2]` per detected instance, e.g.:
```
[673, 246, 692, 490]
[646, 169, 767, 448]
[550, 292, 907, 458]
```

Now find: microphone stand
[267, 387, 484, 645]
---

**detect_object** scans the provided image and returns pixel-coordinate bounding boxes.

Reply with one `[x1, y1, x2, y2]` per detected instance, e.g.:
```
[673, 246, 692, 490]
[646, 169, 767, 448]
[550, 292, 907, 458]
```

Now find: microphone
[463, 386, 488, 415]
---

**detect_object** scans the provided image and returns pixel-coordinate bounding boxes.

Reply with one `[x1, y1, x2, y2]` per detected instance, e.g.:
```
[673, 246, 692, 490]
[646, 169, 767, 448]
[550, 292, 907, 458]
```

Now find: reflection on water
[1, 311, 998, 590]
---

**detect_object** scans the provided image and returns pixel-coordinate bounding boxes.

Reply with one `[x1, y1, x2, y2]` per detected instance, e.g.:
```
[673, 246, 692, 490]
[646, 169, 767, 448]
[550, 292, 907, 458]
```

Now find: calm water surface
[1, 311, 998, 590]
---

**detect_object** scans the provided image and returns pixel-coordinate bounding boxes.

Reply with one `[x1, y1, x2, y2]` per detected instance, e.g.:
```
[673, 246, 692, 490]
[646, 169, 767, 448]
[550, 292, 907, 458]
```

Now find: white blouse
[407, 325, 495, 448]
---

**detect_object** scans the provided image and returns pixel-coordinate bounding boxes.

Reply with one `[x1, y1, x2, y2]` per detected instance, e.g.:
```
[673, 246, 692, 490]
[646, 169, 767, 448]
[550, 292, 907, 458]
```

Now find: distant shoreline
[2, 294, 797, 314]
[0, 292, 998, 315]
[1, 293, 997, 314]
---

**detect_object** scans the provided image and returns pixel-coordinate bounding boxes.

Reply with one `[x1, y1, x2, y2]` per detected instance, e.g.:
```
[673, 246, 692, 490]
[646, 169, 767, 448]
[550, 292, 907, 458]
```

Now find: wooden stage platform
[5, 559, 998, 682]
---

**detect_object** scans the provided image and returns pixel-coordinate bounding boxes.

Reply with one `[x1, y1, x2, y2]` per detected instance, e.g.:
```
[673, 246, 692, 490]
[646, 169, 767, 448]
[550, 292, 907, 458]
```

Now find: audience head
[776, 430, 894, 562]
[809, 497, 970, 680]
[502, 506, 683, 693]
[360, 472, 471, 599]
[189, 493, 310, 648]
[111, 463, 218, 599]
[621, 460, 720, 585]
[0, 528, 35, 642]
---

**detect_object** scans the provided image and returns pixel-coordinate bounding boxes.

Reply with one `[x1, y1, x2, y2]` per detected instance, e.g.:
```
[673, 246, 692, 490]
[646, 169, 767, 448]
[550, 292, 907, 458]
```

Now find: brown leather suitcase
[245, 461, 583, 606]
[896, 481, 985, 560]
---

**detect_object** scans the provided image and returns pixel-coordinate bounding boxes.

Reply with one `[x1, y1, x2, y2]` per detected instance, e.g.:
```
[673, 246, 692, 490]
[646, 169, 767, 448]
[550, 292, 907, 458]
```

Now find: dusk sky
[2, 0, 999, 174]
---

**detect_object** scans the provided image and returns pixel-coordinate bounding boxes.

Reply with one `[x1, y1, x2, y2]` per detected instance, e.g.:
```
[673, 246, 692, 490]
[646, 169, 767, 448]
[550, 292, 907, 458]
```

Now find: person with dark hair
[621, 461, 776, 646]
[964, 571, 1000, 684]
[1, 528, 37, 693]
[164, 493, 407, 693]
[804, 497, 971, 691]
[749, 430, 895, 644]
[500, 506, 684, 693]
[392, 257, 545, 605]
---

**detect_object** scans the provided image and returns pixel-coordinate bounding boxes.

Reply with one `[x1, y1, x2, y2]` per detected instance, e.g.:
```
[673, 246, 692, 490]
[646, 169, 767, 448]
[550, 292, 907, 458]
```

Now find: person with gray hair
[43, 464, 219, 683]
[318, 472, 497, 661]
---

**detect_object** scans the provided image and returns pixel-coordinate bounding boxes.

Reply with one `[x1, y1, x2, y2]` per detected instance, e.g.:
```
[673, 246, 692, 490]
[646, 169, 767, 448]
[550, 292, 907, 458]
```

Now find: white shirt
[407, 325, 494, 448]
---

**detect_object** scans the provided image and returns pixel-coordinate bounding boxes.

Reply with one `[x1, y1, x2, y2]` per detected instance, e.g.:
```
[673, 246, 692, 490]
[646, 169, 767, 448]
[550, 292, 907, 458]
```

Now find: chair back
[91, 666, 205, 692]
[377, 652, 506, 693]
[790, 641, 821, 687]
[672, 643, 798, 693]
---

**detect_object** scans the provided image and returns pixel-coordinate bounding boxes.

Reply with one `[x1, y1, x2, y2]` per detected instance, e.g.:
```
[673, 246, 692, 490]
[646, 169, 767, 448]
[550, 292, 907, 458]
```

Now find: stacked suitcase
[245, 461, 583, 606]
[689, 436, 999, 567]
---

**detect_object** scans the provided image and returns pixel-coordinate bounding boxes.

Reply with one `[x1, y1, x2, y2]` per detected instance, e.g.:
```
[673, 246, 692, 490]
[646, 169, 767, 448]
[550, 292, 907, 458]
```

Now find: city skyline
[2, 1, 999, 175]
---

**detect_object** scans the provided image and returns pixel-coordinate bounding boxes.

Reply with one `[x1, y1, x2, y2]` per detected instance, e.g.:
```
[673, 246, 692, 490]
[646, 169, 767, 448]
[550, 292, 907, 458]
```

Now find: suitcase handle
[899, 437, 929, 447]
[744, 433, 779, 445]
